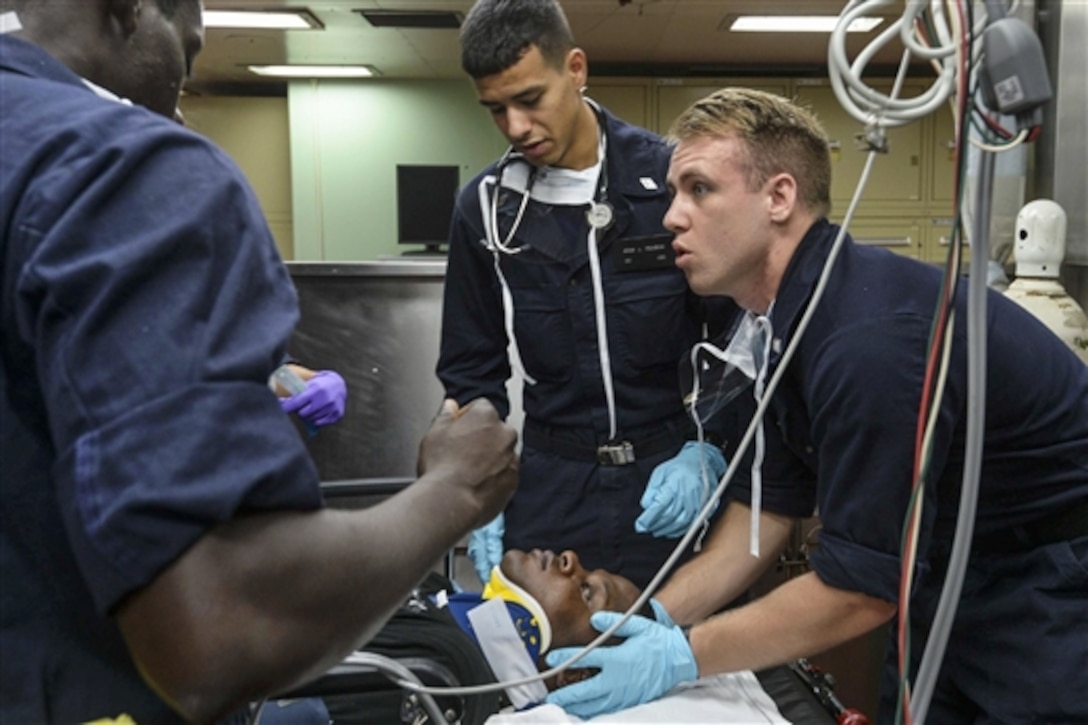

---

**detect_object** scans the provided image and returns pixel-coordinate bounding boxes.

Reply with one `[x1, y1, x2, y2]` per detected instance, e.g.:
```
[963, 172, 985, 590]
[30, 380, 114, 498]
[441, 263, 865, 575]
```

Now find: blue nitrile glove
[467, 513, 504, 584]
[649, 597, 675, 627]
[279, 370, 347, 427]
[635, 441, 728, 538]
[544, 611, 698, 718]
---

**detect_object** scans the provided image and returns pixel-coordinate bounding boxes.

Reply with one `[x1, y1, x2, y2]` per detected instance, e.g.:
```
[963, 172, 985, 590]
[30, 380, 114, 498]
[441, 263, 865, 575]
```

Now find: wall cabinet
[793, 81, 925, 212]
[653, 79, 790, 135]
[179, 96, 294, 259]
[839, 216, 924, 259]
[924, 216, 971, 267]
[929, 104, 959, 206]
[585, 78, 651, 130]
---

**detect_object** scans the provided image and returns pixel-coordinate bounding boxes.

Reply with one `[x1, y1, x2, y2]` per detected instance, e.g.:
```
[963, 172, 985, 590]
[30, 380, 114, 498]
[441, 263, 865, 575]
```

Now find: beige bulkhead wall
[181, 77, 992, 266]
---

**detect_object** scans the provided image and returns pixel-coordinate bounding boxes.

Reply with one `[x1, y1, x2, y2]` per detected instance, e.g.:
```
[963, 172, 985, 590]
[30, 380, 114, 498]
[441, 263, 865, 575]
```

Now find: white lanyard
[478, 110, 621, 437]
[749, 313, 774, 556]
[584, 128, 619, 438]
[686, 310, 773, 555]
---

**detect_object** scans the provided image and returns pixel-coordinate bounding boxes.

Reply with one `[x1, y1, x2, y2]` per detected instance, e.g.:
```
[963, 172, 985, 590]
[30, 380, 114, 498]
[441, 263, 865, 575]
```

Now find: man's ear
[567, 47, 588, 89]
[766, 173, 798, 223]
[106, 0, 142, 37]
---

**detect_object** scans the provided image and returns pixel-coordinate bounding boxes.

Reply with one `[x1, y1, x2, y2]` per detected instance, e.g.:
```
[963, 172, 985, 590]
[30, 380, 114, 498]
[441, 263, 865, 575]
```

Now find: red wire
[978, 109, 1016, 139]
[897, 5, 969, 724]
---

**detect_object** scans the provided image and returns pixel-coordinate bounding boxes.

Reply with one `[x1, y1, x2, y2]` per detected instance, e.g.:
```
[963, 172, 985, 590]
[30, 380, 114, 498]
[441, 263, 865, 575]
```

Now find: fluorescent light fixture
[204, 10, 322, 30]
[247, 65, 379, 78]
[729, 16, 882, 33]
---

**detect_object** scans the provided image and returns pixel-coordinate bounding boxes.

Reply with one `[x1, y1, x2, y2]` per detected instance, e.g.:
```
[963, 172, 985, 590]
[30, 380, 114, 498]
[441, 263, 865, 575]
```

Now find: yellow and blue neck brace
[446, 566, 552, 662]
[482, 565, 552, 656]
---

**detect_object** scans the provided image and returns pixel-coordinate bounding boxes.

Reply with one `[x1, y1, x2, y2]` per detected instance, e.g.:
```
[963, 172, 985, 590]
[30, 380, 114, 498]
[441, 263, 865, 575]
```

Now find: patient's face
[499, 549, 642, 649]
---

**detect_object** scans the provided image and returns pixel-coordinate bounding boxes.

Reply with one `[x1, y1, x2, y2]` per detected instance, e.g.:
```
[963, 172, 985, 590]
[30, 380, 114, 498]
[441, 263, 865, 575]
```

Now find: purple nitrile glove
[279, 370, 347, 427]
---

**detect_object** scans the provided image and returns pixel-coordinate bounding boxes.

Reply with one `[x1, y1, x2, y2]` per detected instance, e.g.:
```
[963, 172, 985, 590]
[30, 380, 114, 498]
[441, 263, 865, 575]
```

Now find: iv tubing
[909, 147, 992, 725]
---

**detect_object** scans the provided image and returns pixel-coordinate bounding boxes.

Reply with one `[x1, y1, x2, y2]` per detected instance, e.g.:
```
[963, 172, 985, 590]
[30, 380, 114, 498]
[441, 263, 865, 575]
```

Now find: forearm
[658, 501, 793, 624]
[687, 571, 897, 676]
[117, 472, 481, 723]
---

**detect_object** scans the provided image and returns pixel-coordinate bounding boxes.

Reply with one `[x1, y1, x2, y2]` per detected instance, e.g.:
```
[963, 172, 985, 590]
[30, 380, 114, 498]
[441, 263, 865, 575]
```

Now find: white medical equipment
[1003, 200, 1088, 363]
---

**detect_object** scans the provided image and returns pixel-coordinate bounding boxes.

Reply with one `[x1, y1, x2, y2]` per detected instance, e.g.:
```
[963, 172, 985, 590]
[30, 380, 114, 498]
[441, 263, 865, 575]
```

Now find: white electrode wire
[685, 332, 755, 550]
[342, 651, 448, 724]
[910, 146, 992, 725]
[968, 127, 1029, 152]
[904, 1, 953, 60]
[829, 0, 958, 127]
[828, 4, 924, 122]
[944, 0, 966, 138]
[923, 1, 971, 141]
[689, 323, 724, 549]
[389, 136, 884, 703]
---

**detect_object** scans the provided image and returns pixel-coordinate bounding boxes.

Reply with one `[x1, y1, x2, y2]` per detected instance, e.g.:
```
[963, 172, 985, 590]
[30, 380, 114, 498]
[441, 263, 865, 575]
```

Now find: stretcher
[275, 657, 855, 724]
[263, 479, 864, 724]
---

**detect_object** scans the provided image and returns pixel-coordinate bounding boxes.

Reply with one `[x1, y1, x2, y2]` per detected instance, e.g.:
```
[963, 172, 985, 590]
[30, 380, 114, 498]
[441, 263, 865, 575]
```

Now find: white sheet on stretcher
[485, 670, 790, 724]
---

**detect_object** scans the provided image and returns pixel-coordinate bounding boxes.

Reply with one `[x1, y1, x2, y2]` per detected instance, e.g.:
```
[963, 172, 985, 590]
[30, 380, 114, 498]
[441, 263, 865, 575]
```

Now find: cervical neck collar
[445, 566, 552, 662]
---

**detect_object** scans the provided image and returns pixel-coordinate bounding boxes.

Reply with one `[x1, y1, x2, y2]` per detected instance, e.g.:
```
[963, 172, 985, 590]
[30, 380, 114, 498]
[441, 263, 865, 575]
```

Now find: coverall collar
[490, 104, 668, 265]
[758, 217, 834, 368]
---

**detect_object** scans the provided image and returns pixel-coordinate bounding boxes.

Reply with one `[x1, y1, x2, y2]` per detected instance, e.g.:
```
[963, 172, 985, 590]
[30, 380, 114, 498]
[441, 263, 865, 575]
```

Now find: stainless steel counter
[286, 260, 449, 480]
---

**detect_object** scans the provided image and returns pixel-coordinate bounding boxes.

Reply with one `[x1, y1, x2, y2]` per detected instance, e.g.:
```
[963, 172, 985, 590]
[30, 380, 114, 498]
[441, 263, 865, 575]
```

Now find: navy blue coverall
[724, 219, 1088, 722]
[438, 104, 736, 589]
[1, 34, 321, 723]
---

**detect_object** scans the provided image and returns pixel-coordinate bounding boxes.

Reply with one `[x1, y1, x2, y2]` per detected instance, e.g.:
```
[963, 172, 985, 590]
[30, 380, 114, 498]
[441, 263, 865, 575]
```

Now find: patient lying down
[447, 550, 789, 723]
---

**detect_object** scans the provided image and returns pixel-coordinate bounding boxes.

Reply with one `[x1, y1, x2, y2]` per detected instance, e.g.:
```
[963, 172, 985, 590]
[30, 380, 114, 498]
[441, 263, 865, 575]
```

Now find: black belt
[522, 415, 692, 466]
[972, 498, 1088, 555]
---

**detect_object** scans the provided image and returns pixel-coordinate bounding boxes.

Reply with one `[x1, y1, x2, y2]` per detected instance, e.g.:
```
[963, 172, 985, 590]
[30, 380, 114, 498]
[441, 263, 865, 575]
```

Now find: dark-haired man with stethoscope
[438, 0, 740, 592]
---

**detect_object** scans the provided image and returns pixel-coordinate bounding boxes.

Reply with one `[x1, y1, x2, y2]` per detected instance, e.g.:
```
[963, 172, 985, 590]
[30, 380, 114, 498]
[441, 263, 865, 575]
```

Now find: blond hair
[668, 87, 832, 216]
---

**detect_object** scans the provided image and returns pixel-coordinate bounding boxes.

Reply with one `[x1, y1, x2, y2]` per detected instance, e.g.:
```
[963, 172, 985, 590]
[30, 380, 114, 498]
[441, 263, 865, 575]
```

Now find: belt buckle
[597, 441, 635, 465]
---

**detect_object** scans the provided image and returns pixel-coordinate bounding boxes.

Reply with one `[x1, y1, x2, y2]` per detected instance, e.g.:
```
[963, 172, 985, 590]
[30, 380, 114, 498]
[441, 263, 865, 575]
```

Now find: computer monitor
[396, 164, 460, 254]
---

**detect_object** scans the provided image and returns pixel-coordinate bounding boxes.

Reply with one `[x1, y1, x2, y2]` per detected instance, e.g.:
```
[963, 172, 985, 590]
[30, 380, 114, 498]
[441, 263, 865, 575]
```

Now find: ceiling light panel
[205, 10, 323, 30]
[728, 16, 882, 33]
[247, 65, 379, 78]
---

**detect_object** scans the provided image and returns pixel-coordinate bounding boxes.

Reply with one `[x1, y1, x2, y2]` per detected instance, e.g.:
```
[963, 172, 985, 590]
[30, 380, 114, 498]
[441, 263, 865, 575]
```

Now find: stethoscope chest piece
[586, 200, 614, 231]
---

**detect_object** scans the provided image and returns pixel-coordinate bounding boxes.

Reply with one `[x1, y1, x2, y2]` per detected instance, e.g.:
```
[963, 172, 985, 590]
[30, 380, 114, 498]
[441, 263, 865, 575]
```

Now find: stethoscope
[481, 98, 623, 439]
[485, 100, 614, 255]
